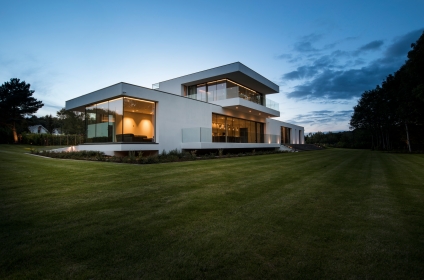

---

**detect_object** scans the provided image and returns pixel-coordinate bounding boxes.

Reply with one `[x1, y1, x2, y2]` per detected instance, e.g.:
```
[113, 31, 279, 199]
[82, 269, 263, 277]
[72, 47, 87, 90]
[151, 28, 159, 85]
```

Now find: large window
[85, 97, 155, 143]
[187, 79, 264, 105]
[281, 126, 291, 144]
[212, 113, 264, 143]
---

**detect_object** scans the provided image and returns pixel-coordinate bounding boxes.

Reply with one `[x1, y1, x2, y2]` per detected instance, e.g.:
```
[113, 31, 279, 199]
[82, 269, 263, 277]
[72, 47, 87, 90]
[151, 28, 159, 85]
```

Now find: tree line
[349, 31, 424, 151]
[0, 78, 84, 144]
[305, 130, 371, 149]
[27, 109, 85, 135]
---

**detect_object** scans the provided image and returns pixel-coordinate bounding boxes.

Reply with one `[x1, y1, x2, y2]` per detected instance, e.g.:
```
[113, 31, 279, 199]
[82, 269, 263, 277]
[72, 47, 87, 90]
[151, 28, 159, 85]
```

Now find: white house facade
[65, 62, 304, 156]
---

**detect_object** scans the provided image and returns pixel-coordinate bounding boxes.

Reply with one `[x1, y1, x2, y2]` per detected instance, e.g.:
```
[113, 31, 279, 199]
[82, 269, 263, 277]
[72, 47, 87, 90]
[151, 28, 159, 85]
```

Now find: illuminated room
[85, 97, 155, 143]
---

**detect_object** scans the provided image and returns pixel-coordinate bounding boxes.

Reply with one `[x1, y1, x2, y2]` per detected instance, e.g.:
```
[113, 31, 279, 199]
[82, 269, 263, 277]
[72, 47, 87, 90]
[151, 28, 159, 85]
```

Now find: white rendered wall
[266, 119, 304, 144]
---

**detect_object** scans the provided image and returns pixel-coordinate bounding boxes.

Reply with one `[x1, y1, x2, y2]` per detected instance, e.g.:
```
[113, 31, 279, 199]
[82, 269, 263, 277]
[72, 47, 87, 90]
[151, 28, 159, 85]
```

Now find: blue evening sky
[1, 0, 423, 132]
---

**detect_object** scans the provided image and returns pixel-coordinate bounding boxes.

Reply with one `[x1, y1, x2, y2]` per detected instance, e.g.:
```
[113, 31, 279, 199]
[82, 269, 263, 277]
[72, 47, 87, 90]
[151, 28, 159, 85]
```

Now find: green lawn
[1, 145, 423, 279]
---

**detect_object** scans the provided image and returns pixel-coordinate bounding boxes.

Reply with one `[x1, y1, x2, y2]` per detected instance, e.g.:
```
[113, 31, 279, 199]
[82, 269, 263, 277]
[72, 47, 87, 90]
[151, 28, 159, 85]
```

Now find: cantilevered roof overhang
[157, 62, 279, 95]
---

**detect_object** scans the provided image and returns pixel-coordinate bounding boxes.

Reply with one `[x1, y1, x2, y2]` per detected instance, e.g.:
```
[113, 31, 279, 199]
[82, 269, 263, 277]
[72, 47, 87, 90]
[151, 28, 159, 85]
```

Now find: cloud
[353, 40, 384, 56]
[43, 102, 63, 110]
[293, 33, 322, 53]
[359, 40, 384, 51]
[282, 66, 319, 80]
[282, 54, 340, 81]
[282, 28, 424, 101]
[276, 36, 357, 65]
[286, 62, 398, 100]
[286, 110, 353, 127]
[385, 29, 423, 57]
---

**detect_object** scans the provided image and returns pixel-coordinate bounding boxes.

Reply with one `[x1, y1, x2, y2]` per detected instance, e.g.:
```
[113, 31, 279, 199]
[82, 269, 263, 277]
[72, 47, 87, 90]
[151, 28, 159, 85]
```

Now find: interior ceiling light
[207, 79, 226, 84]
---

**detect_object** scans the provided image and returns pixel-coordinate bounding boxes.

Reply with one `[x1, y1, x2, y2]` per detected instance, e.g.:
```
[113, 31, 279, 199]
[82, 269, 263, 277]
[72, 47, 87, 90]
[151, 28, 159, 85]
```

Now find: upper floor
[152, 62, 280, 117]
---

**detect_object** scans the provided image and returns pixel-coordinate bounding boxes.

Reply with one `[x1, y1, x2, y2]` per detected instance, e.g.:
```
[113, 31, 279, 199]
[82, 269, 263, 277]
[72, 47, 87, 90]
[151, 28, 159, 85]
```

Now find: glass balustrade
[265, 98, 279, 111]
[182, 127, 279, 144]
[186, 79, 279, 111]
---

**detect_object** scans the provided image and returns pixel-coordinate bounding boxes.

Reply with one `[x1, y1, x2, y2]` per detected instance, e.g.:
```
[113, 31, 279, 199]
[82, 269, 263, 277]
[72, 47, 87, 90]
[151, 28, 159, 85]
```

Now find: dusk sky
[1, 0, 423, 133]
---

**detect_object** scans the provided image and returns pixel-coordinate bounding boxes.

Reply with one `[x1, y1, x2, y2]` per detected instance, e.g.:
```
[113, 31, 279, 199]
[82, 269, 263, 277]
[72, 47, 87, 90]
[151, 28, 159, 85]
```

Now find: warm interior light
[107, 97, 124, 103]
[207, 79, 226, 84]
[200, 78, 257, 93]
[93, 100, 109, 106]
[227, 79, 256, 93]
[125, 97, 155, 104]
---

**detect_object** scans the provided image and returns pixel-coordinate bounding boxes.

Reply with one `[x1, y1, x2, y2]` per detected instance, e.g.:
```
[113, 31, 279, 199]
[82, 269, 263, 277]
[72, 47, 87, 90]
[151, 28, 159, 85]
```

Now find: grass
[1, 145, 423, 279]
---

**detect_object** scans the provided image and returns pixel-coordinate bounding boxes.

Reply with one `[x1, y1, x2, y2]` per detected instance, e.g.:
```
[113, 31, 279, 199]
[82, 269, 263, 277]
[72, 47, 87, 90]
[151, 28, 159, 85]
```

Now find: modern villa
[65, 62, 304, 156]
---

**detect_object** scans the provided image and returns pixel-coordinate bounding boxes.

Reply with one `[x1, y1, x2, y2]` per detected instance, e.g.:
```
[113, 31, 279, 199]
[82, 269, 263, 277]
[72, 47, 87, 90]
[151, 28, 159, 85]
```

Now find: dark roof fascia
[66, 82, 222, 110]
[157, 62, 278, 91]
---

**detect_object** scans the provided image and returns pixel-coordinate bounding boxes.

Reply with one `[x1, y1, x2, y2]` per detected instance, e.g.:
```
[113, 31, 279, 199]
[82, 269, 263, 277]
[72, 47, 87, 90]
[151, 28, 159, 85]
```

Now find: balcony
[211, 98, 280, 117]
[265, 98, 279, 111]
[186, 79, 280, 117]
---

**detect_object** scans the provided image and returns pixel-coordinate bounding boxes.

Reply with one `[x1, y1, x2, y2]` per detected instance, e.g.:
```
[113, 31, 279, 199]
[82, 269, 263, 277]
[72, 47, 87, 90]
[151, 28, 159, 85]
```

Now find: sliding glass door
[212, 113, 264, 143]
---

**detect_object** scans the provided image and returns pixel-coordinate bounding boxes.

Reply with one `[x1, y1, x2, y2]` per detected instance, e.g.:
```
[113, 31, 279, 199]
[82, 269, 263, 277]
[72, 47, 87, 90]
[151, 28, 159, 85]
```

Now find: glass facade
[85, 97, 155, 143]
[212, 113, 264, 143]
[281, 126, 291, 144]
[187, 79, 264, 106]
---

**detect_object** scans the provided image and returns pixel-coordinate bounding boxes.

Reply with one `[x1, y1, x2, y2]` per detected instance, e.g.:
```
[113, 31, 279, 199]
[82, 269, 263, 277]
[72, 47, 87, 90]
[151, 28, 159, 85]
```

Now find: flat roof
[65, 82, 222, 111]
[158, 62, 279, 94]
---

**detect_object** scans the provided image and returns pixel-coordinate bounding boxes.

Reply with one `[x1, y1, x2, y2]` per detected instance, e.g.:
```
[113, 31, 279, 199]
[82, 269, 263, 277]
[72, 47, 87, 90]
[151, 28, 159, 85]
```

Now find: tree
[41, 114, 56, 134]
[0, 78, 44, 142]
[56, 108, 85, 135]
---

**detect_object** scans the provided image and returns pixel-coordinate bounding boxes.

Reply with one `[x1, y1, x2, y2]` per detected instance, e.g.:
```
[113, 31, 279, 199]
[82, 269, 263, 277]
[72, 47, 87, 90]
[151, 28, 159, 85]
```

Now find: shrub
[29, 148, 39, 154]
[128, 151, 136, 163]
[34, 147, 289, 165]
[137, 151, 143, 159]
[95, 151, 105, 161]
[145, 155, 159, 164]
[168, 149, 183, 158]
[218, 149, 223, 157]
[190, 150, 197, 158]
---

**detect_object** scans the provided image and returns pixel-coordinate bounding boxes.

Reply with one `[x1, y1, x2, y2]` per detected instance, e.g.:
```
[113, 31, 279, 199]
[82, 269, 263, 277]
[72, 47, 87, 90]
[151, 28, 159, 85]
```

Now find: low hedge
[30, 148, 290, 164]
[21, 133, 85, 146]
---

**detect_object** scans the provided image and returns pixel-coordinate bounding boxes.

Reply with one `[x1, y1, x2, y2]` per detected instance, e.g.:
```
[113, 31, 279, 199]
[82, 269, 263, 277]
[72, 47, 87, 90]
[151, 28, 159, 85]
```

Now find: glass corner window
[85, 97, 156, 143]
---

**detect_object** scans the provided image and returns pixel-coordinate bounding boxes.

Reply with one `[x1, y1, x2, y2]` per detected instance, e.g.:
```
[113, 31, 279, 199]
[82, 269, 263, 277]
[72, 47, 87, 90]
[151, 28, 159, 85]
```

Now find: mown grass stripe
[1, 145, 423, 279]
